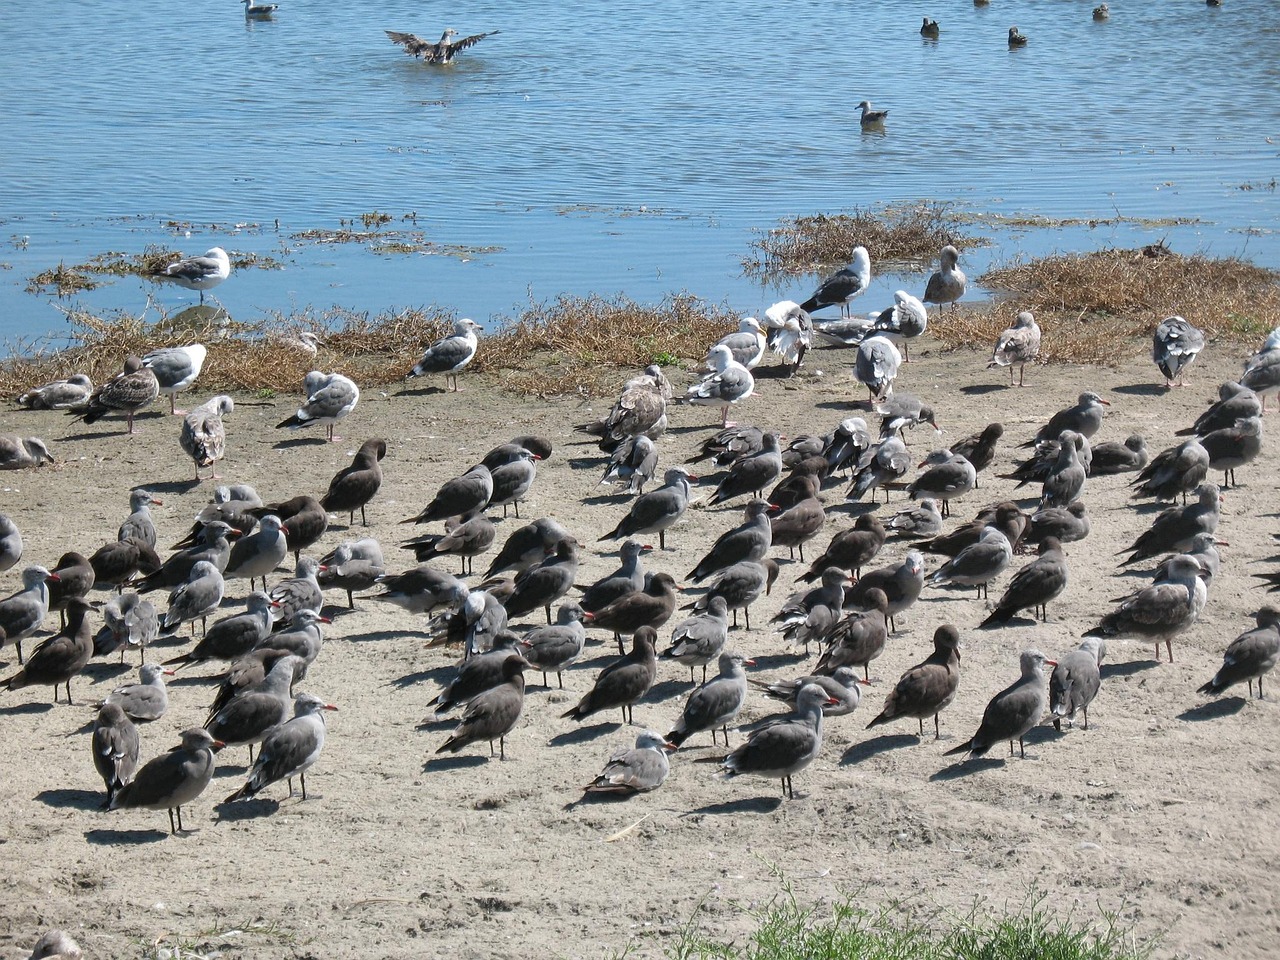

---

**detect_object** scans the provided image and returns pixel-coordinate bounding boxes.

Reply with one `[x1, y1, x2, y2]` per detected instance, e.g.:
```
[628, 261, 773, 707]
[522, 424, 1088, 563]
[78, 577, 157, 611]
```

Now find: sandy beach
[0, 336, 1277, 959]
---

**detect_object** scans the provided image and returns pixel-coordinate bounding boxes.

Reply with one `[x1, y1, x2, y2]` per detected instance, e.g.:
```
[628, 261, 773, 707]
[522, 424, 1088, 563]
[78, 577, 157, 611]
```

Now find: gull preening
[988, 311, 1042, 386]
[386, 28, 500, 64]
[1152, 316, 1205, 388]
[154, 247, 231, 303]
[277, 370, 360, 443]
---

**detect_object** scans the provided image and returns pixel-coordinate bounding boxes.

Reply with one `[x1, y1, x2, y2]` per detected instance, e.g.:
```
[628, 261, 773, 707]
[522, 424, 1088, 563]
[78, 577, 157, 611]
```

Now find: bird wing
[447, 30, 500, 52]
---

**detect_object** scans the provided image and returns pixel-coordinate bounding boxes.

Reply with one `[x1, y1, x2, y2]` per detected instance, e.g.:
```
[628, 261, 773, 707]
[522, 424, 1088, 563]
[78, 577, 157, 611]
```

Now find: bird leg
[1165, 639, 1174, 663]
[1018, 738, 1026, 759]
[557, 671, 564, 690]
[544, 604, 552, 625]
[168, 808, 178, 835]
[933, 713, 942, 740]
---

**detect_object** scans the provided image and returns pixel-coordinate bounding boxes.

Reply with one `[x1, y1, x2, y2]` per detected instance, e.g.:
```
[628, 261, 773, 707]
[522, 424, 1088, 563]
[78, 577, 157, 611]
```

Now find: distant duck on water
[1008, 26, 1028, 47]
[920, 18, 940, 39]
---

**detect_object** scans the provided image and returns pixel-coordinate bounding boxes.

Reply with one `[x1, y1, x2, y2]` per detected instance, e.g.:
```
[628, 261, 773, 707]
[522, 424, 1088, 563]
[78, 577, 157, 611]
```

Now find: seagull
[988, 311, 1042, 386]
[154, 248, 230, 303]
[142, 343, 207, 415]
[242, 0, 278, 16]
[1008, 26, 1029, 47]
[799, 247, 871, 317]
[920, 18, 940, 39]
[922, 244, 966, 316]
[762, 300, 813, 375]
[1152, 316, 1205, 388]
[406, 318, 482, 391]
[385, 28, 500, 64]
[1093, 4, 1110, 21]
[685, 345, 754, 427]
[179, 395, 233, 482]
[17, 373, 93, 410]
[277, 370, 360, 442]
[855, 100, 888, 127]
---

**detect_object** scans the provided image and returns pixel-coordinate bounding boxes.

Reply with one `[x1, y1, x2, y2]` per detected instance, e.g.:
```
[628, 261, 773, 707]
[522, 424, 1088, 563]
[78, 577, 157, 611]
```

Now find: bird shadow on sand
[0, 702, 54, 717]
[579, 494, 626, 507]
[681, 795, 784, 816]
[1099, 660, 1160, 680]
[959, 384, 1007, 396]
[166, 673, 219, 689]
[647, 678, 696, 702]
[840, 733, 919, 765]
[353, 628, 429, 645]
[929, 756, 1006, 781]
[548, 723, 619, 747]
[83, 661, 135, 683]
[215, 798, 280, 820]
[143, 479, 204, 495]
[396, 385, 448, 398]
[57, 429, 140, 442]
[1177, 698, 1246, 722]
[415, 716, 455, 733]
[391, 664, 454, 690]
[1112, 383, 1167, 397]
[85, 827, 169, 845]
[422, 754, 491, 773]
[567, 458, 607, 473]
[36, 788, 104, 812]
[749, 653, 810, 673]
[272, 436, 330, 450]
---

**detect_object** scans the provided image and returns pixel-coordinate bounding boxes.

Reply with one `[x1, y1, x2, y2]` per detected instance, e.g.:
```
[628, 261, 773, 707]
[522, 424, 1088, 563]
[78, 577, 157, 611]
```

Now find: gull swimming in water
[386, 28, 500, 64]
[242, 0, 278, 16]
[856, 100, 888, 127]
[154, 248, 230, 304]
[920, 18, 940, 39]
[1008, 26, 1029, 47]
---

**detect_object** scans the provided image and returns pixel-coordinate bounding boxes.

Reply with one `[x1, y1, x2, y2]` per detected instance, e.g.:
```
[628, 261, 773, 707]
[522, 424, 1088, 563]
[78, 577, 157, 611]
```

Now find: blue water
[1, 0, 1277, 349]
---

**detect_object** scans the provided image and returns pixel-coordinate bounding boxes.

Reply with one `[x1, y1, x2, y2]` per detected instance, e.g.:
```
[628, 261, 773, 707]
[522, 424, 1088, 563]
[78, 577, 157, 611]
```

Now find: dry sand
[0, 338, 1277, 959]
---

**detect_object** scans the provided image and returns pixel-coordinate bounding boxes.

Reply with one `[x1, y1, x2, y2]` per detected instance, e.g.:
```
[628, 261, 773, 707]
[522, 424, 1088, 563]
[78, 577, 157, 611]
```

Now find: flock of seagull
[2, 233, 1279, 879]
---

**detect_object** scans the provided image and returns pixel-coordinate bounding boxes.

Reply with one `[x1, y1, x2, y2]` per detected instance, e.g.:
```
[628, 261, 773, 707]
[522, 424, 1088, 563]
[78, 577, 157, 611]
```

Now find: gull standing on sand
[180, 395, 232, 481]
[161, 560, 225, 637]
[407, 318, 482, 391]
[922, 244, 966, 316]
[988, 311, 1041, 386]
[277, 370, 360, 442]
[666, 651, 753, 747]
[96, 662, 172, 722]
[1152, 316, 1205, 388]
[871, 290, 928, 362]
[385, 28, 500, 64]
[1086, 554, 1207, 662]
[855, 334, 902, 401]
[800, 247, 871, 317]
[762, 300, 813, 376]
[1049, 638, 1105, 730]
[318, 539, 385, 608]
[575, 366, 670, 448]
[865, 624, 962, 738]
[2, 598, 93, 704]
[437, 656, 527, 759]
[1022, 391, 1110, 447]
[1241, 328, 1280, 411]
[1198, 606, 1280, 700]
[583, 730, 675, 795]
[143, 344, 207, 415]
[0, 514, 22, 571]
[980, 537, 1069, 626]
[154, 248, 231, 304]
[907, 450, 975, 518]
[73, 356, 159, 434]
[320, 438, 386, 526]
[0, 566, 56, 664]
[17, 373, 93, 410]
[685, 345, 754, 426]
[109, 727, 221, 834]
[92, 702, 139, 807]
[945, 650, 1054, 760]
[717, 683, 835, 800]
[224, 693, 337, 802]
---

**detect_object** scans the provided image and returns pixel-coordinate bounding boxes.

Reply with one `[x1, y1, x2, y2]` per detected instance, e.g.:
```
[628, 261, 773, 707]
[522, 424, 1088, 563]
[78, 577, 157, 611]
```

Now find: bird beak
[152, 498, 165, 506]
[641, 545, 654, 552]
[856, 678, 873, 686]
[825, 696, 841, 706]
[1215, 539, 1229, 546]
[767, 504, 781, 512]
[226, 529, 243, 540]
[46, 572, 62, 582]
[685, 474, 699, 482]
[319, 616, 333, 624]
[662, 740, 679, 752]
[1044, 659, 1058, 667]
[742, 658, 757, 667]
[212, 740, 227, 752]
[1098, 399, 1111, 406]
[324, 703, 338, 711]
[162, 669, 177, 676]
[318, 565, 330, 572]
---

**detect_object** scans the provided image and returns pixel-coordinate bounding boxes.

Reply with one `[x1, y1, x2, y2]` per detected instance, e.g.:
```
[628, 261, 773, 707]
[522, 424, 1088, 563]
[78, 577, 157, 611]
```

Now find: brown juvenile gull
[799, 247, 871, 317]
[949, 423, 1004, 485]
[816, 588, 889, 682]
[688, 499, 775, 582]
[402, 510, 494, 575]
[988, 311, 1041, 386]
[153, 248, 230, 304]
[109, 727, 221, 834]
[224, 692, 337, 802]
[47, 551, 95, 627]
[799, 514, 886, 582]
[17, 373, 92, 409]
[708, 432, 783, 506]
[1198, 606, 1280, 700]
[143, 344, 208, 414]
[583, 730, 676, 795]
[403, 463, 492, 525]
[865, 624, 963, 738]
[1130, 436, 1209, 502]
[180, 395, 232, 481]
[575, 365, 669, 449]
[1050, 638, 1106, 731]
[1086, 554, 1207, 662]
[386, 27, 500, 64]
[437, 656, 527, 760]
[276, 370, 360, 443]
[945, 649, 1054, 760]
[716, 682, 835, 800]
[920, 17, 940, 39]
[406, 318, 482, 391]
[1008, 25, 1029, 47]
[71, 355, 159, 435]
[667, 651, 753, 747]
[561, 626, 658, 725]
[92, 702, 139, 808]
[320, 438, 386, 525]
[585, 572, 679, 653]
[1119, 482, 1221, 566]
[3, 597, 92, 704]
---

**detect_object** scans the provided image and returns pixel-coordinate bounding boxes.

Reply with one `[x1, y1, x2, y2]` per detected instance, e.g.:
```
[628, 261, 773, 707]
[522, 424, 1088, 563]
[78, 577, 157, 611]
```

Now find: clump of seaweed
[745, 202, 985, 276]
[25, 263, 102, 297]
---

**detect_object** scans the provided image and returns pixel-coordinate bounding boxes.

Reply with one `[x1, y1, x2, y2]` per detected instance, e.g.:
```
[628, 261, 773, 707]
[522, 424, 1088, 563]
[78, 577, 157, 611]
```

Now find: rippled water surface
[1, 0, 1277, 346]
